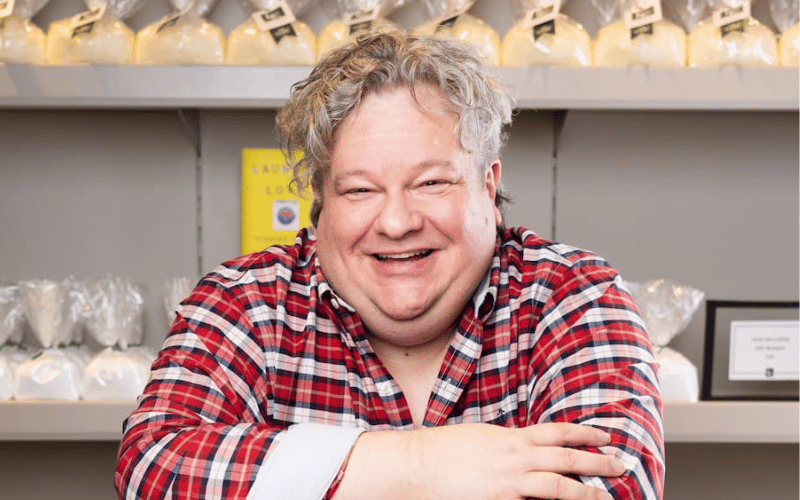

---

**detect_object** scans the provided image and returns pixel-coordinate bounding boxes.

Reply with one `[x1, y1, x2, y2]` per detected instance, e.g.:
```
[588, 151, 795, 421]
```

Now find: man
[116, 31, 664, 500]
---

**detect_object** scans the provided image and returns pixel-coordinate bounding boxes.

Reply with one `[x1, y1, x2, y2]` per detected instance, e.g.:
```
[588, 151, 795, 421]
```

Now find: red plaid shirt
[116, 227, 664, 500]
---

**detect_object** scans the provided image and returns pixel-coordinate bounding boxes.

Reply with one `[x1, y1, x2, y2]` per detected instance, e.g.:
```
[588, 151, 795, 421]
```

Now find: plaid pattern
[116, 227, 664, 500]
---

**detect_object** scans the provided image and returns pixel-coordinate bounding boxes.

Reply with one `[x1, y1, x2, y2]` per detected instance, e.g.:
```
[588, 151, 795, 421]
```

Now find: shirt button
[377, 381, 393, 397]
[330, 297, 340, 309]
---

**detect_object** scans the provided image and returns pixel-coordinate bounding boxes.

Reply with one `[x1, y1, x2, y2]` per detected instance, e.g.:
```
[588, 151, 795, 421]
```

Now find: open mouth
[373, 250, 434, 262]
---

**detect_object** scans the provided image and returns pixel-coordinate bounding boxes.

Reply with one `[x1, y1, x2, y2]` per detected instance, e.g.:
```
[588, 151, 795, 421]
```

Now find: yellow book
[241, 148, 311, 255]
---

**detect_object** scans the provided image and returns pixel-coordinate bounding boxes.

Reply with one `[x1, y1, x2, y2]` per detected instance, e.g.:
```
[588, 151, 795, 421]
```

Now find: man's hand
[333, 422, 624, 500]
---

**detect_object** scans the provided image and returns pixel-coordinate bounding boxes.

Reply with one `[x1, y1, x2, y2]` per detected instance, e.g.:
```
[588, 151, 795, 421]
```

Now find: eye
[418, 179, 452, 193]
[341, 186, 376, 200]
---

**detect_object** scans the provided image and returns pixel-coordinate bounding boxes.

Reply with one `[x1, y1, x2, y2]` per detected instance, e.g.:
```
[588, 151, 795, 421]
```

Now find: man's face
[315, 84, 501, 349]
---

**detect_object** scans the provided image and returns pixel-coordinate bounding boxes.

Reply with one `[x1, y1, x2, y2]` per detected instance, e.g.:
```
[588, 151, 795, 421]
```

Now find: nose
[374, 190, 423, 239]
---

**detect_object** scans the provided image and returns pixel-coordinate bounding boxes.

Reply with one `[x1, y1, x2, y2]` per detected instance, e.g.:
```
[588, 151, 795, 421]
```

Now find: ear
[310, 182, 324, 227]
[484, 160, 503, 226]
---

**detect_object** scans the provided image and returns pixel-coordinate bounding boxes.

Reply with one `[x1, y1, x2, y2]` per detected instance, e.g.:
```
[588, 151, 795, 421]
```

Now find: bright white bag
[135, 0, 226, 65]
[0, 0, 50, 63]
[627, 278, 704, 402]
[81, 275, 154, 400]
[15, 278, 86, 400]
[45, 0, 145, 64]
[227, 0, 317, 65]
[412, 0, 501, 65]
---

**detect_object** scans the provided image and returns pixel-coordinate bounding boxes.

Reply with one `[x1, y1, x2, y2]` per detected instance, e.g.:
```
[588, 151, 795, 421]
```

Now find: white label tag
[0, 0, 14, 20]
[344, 8, 379, 34]
[522, 2, 561, 29]
[157, 5, 192, 34]
[712, 1, 750, 27]
[252, 0, 296, 32]
[69, 5, 106, 38]
[623, 0, 663, 30]
[729, 320, 800, 381]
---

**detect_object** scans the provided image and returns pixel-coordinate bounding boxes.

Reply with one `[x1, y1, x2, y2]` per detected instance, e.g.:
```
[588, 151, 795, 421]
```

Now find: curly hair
[275, 29, 514, 226]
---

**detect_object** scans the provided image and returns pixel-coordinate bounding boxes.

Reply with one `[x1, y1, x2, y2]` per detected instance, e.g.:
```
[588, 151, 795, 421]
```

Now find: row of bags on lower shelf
[2, 0, 799, 67]
[0, 275, 194, 400]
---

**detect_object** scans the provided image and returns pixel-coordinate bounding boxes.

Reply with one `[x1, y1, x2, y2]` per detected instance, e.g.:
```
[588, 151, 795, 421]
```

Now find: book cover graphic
[241, 148, 311, 255]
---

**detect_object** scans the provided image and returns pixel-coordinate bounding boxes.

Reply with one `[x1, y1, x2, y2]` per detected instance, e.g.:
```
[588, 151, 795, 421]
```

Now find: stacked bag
[0, 0, 796, 66]
[0, 275, 194, 401]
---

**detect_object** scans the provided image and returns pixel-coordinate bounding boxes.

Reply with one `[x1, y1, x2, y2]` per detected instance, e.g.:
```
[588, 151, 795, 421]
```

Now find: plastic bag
[15, 278, 86, 400]
[317, 0, 404, 60]
[45, 0, 144, 64]
[688, 0, 778, 67]
[502, 0, 592, 66]
[135, 0, 226, 64]
[162, 276, 194, 326]
[627, 278, 704, 402]
[668, 0, 708, 31]
[81, 274, 154, 400]
[0, 283, 26, 399]
[779, 23, 799, 65]
[227, 0, 317, 65]
[594, 0, 687, 66]
[770, 0, 799, 66]
[0, 343, 30, 399]
[412, 0, 501, 65]
[0, 283, 24, 345]
[0, 0, 50, 63]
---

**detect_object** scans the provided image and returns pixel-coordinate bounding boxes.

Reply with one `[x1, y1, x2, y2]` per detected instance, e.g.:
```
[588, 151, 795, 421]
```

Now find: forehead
[329, 85, 464, 169]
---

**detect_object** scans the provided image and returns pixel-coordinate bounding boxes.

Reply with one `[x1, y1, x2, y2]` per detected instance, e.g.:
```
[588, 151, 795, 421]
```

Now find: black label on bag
[349, 20, 373, 34]
[630, 23, 653, 38]
[70, 6, 104, 38]
[720, 19, 745, 36]
[72, 21, 97, 38]
[157, 12, 182, 33]
[260, 6, 287, 23]
[533, 20, 556, 39]
[271, 23, 297, 43]
[436, 15, 459, 32]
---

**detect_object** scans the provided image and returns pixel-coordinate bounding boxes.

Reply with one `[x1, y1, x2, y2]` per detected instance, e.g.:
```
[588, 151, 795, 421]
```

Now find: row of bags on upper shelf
[1, 0, 798, 67]
[0, 275, 194, 401]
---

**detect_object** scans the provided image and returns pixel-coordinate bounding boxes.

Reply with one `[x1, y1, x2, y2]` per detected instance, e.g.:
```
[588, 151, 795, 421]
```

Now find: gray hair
[275, 30, 514, 226]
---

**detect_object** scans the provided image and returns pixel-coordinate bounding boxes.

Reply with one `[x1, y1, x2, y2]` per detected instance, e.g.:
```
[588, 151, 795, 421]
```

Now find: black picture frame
[702, 300, 799, 401]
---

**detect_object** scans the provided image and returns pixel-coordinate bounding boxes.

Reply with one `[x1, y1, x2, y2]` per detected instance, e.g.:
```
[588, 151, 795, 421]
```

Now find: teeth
[375, 251, 429, 260]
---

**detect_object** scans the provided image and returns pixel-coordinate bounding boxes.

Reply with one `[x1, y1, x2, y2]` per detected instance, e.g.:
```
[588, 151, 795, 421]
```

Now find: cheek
[318, 199, 372, 249]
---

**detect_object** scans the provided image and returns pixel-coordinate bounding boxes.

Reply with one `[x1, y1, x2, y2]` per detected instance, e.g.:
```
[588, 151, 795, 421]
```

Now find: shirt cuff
[246, 423, 366, 500]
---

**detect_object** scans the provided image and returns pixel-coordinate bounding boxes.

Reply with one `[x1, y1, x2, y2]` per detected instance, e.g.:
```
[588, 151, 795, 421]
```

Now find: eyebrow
[331, 161, 460, 186]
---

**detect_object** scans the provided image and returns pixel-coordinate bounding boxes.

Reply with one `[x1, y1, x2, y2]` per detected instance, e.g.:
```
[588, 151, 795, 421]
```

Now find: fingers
[528, 445, 626, 477]
[516, 423, 626, 499]
[520, 471, 615, 500]
[521, 422, 613, 448]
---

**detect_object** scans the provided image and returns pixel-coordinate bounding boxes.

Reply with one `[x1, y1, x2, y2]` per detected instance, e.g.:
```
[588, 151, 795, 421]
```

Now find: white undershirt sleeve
[246, 423, 366, 500]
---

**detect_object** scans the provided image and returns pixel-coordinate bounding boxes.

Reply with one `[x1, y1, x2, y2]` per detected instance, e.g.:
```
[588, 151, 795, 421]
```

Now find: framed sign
[702, 300, 799, 400]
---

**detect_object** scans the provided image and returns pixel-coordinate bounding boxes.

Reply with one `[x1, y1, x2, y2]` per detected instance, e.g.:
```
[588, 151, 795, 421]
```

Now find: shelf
[0, 64, 797, 111]
[0, 400, 136, 441]
[663, 401, 799, 443]
[0, 400, 796, 441]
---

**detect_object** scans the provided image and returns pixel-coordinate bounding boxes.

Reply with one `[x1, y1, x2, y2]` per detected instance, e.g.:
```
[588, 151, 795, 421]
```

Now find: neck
[367, 326, 454, 373]
[368, 328, 454, 427]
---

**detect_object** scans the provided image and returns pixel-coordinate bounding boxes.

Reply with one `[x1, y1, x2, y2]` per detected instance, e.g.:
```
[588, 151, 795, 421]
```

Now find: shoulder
[188, 229, 318, 309]
[501, 227, 617, 281]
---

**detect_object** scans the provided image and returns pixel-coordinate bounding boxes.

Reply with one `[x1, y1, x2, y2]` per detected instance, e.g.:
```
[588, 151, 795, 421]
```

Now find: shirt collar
[472, 238, 501, 321]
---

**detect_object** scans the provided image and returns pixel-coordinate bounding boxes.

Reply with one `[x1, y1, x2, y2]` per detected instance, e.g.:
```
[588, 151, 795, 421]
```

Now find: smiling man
[116, 32, 664, 500]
